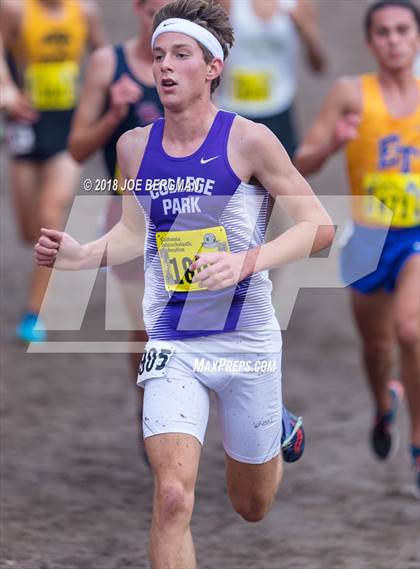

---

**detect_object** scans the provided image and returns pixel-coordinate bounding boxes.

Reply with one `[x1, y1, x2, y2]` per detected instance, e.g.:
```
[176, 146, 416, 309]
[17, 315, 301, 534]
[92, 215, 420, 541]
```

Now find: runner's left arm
[289, 0, 326, 73]
[247, 124, 335, 270]
[69, 47, 142, 162]
[192, 123, 335, 289]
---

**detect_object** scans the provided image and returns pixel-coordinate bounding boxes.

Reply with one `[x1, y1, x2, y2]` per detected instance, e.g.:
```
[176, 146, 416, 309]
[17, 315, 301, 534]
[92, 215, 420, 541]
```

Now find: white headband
[151, 18, 224, 62]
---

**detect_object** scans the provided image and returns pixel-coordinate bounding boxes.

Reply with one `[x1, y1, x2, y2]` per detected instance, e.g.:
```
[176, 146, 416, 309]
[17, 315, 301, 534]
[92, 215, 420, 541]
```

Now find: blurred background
[0, 1, 418, 568]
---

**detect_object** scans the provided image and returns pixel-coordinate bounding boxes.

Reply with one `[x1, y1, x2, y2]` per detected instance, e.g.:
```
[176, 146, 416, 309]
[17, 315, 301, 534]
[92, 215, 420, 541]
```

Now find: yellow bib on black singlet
[11, 0, 88, 110]
[345, 75, 420, 228]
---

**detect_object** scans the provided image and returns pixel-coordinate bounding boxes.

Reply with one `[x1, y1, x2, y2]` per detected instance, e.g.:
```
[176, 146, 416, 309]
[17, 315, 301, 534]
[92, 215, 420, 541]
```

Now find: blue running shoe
[410, 446, 420, 500]
[16, 312, 46, 343]
[281, 406, 305, 463]
[371, 380, 403, 460]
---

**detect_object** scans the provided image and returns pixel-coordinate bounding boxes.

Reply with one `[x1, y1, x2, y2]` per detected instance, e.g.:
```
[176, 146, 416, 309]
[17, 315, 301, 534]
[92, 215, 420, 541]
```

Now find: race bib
[231, 69, 271, 102]
[6, 122, 35, 155]
[137, 343, 174, 383]
[25, 61, 79, 110]
[362, 172, 420, 227]
[156, 226, 229, 292]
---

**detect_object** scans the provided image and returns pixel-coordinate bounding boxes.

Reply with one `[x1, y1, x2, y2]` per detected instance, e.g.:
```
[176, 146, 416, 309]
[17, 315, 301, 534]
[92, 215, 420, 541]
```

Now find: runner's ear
[206, 59, 223, 82]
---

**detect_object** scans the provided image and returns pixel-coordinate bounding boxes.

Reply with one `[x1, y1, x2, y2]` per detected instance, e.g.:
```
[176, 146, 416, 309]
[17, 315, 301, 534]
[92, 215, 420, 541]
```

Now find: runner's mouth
[162, 78, 177, 87]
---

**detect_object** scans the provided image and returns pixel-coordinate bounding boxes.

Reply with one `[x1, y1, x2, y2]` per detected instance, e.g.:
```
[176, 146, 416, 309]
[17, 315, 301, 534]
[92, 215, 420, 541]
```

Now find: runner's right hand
[331, 113, 360, 151]
[34, 228, 85, 270]
[2, 86, 38, 122]
[109, 74, 143, 121]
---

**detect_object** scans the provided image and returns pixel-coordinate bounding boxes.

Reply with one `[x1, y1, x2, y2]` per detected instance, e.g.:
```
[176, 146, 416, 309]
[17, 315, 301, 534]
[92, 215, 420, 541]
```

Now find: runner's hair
[365, 0, 420, 38]
[153, 0, 234, 93]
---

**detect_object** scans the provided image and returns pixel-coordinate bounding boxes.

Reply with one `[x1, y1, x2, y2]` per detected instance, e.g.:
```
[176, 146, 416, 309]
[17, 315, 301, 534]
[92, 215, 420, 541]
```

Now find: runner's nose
[160, 54, 174, 73]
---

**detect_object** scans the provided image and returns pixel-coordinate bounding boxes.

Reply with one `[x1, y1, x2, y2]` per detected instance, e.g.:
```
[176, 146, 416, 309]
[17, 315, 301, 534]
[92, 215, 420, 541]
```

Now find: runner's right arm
[82, 0, 107, 50]
[0, 4, 38, 121]
[294, 77, 361, 176]
[35, 128, 148, 270]
[0, 0, 21, 51]
[68, 46, 142, 162]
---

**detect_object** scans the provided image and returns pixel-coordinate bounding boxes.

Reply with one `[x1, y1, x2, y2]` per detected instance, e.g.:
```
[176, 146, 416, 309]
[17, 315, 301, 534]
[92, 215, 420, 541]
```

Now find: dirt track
[1, 1, 419, 568]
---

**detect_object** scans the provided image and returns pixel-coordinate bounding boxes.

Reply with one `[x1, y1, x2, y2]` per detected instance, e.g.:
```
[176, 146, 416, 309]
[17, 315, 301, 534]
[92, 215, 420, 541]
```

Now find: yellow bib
[362, 172, 420, 227]
[231, 69, 272, 102]
[156, 226, 229, 292]
[24, 60, 79, 110]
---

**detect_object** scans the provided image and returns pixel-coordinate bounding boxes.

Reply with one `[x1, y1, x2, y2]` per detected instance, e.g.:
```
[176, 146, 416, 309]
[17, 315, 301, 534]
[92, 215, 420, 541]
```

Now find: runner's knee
[38, 200, 68, 229]
[230, 492, 273, 523]
[363, 339, 391, 361]
[154, 478, 194, 527]
[395, 319, 420, 352]
[14, 211, 39, 243]
[20, 228, 38, 244]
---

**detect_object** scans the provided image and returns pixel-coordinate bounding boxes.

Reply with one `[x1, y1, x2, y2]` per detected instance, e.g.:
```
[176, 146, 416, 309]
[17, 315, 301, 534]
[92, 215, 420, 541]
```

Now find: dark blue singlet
[103, 44, 163, 179]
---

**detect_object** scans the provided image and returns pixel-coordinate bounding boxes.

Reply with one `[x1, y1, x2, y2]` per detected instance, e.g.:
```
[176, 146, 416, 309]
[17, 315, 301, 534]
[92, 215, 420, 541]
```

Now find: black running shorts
[7, 110, 74, 162]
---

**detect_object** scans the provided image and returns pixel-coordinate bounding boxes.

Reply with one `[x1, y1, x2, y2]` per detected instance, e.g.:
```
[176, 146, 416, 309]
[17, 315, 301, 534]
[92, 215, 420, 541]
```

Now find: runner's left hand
[190, 251, 250, 290]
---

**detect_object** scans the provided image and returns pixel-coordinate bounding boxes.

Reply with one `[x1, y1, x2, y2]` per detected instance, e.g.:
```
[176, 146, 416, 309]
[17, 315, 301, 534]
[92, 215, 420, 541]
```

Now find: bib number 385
[137, 344, 174, 382]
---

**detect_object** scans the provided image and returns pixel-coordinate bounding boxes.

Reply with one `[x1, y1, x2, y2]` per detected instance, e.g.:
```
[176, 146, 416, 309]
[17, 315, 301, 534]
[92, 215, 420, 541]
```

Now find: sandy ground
[1, 1, 419, 568]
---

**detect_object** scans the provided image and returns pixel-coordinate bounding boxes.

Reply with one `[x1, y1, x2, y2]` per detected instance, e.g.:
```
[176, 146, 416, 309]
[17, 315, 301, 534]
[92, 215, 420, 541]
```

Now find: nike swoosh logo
[200, 156, 220, 165]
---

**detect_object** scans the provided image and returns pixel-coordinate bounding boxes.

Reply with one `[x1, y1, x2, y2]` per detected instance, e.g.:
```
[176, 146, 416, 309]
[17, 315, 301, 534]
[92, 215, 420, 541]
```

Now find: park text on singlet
[345, 74, 420, 228]
[10, 0, 87, 111]
[134, 110, 275, 340]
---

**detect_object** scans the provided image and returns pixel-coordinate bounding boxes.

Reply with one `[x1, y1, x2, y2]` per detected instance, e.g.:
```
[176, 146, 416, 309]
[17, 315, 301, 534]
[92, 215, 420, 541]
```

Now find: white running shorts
[137, 322, 283, 464]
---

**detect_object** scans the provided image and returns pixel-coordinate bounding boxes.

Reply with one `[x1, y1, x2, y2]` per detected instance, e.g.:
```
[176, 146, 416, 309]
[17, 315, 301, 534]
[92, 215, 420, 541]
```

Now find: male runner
[0, 0, 105, 342]
[294, 0, 420, 496]
[35, 0, 334, 565]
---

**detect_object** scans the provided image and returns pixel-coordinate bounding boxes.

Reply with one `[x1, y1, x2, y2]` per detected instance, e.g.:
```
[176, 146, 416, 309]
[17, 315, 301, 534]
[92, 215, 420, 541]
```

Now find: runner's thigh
[216, 352, 282, 465]
[393, 254, 420, 338]
[351, 288, 394, 344]
[9, 160, 40, 240]
[142, 370, 211, 446]
[38, 152, 81, 227]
